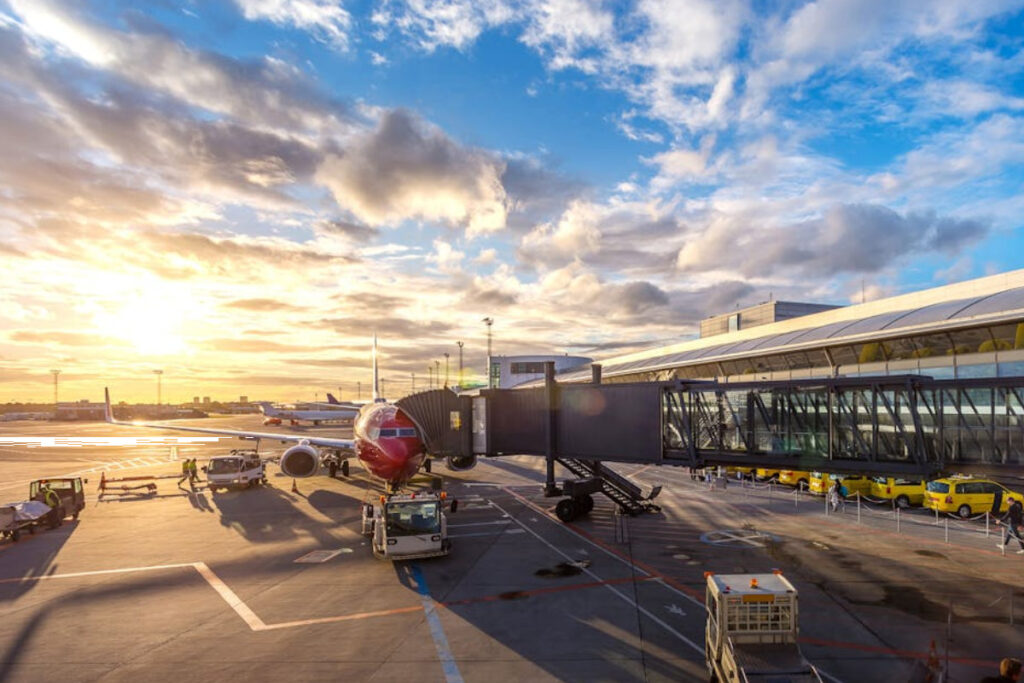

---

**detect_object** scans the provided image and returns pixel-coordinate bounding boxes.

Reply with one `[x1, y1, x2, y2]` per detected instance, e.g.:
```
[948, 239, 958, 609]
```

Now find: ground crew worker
[187, 458, 199, 484]
[178, 459, 190, 487]
[41, 483, 60, 509]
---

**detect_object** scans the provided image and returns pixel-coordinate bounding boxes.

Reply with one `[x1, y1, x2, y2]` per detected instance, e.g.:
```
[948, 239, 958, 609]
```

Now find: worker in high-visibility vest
[41, 484, 60, 509]
[178, 459, 190, 488]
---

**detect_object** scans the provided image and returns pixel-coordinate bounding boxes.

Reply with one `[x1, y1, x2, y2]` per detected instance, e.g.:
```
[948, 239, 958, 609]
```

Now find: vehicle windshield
[927, 481, 950, 493]
[872, 476, 888, 484]
[207, 458, 242, 474]
[385, 501, 441, 537]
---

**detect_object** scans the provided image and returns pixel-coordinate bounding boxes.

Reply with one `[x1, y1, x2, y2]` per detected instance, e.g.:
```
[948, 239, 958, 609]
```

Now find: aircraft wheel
[328, 461, 338, 478]
[555, 499, 578, 523]
[342, 460, 350, 477]
[424, 459, 432, 473]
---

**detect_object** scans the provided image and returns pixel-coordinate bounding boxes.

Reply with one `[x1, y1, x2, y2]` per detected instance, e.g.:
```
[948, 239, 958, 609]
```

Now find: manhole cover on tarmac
[699, 529, 777, 549]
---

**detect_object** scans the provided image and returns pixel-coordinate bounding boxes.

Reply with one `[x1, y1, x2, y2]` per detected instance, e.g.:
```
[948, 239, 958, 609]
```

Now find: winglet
[104, 387, 114, 423]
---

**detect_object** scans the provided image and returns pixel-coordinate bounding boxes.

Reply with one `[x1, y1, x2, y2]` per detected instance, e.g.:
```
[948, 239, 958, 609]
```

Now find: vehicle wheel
[72, 512, 79, 520]
[342, 460, 350, 477]
[957, 504, 972, 519]
[28, 525, 35, 535]
[11, 529, 20, 542]
[895, 495, 910, 509]
[555, 499, 578, 523]
[579, 494, 594, 515]
[424, 459, 432, 473]
[798, 479, 809, 490]
[328, 461, 338, 478]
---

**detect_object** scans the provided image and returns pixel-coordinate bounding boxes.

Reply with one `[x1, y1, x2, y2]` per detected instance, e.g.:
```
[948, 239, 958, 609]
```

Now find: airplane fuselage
[353, 403, 425, 487]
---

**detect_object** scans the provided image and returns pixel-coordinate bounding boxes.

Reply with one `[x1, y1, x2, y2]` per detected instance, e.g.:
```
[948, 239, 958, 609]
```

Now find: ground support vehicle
[204, 450, 267, 492]
[705, 571, 822, 683]
[361, 489, 454, 560]
[1, 501, 61, 542]
[30, 478, 86, 520]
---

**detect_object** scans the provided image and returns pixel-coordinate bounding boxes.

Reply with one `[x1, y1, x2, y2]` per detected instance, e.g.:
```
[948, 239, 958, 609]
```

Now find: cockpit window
[379, 428, 397, 437]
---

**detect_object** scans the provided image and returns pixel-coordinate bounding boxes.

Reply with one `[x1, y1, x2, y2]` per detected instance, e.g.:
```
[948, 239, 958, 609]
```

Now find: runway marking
[294, 549, 348, 563]
[192, 562, 267, 630]
[411, 564, 464, 683]
[699, 529, 776, 548]
[447, 520, 511, 528]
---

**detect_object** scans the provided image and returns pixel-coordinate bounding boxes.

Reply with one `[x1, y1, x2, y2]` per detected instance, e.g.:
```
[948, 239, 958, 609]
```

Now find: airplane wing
[104, 389, 355, 450]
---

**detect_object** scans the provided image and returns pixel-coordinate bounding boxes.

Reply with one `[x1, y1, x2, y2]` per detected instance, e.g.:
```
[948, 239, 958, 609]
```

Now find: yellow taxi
[808, 473, 873, 497]
[755, 468, 781, 481]
[726, 467, 756, 479]
[870, 476, 926, 508]
[924, 475, 1024, 518]
[778, 470, 812, 489]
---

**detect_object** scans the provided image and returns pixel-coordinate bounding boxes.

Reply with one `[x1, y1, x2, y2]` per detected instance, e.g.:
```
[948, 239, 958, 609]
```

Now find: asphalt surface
[1, 416, 1022, 682]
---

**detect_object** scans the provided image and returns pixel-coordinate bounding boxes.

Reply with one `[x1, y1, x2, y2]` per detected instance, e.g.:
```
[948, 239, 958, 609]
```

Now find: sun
[94, 297, 190, 356]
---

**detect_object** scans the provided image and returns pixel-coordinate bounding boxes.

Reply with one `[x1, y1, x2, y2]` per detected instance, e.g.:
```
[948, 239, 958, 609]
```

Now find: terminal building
[487, 354, 593, 389]
[549, 270, 1024, 386]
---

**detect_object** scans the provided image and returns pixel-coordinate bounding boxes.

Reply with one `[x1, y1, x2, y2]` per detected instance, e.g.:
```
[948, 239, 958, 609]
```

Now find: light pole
[444, 353, 450, 388]
[427, 365, 433, 389]
[482, 317, 494, 388]
[456, 341, 464, 388]
[50, 369, 60, 408]
[411, 372, 416, 392]
[435, 360, 440, 389]
[357, 381, 362, 400]
[338, 386, 343, 401]
[153, 369, 163, 406]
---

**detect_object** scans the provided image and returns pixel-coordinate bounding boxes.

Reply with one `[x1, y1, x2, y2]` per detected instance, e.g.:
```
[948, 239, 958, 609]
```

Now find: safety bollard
[934, 506, 939, 525]
[945, 517, 949, 544]
[986, 512, 990, 537]
[857, 492, 861, 524]
[824, 491, 829, 516]
[896, 506, 901, 534]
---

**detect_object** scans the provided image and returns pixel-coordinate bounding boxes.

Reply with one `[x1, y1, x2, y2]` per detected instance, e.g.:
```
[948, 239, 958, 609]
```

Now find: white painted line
[193, 562, 268, 631]
[0, 563, 197, 585]
[489, 499, 706, 656]
[294, 549, 346, 563]
[447, 520, 511, 528]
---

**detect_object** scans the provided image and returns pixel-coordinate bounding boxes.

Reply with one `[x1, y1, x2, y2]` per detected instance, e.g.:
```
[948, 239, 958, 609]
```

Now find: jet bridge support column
[543, 361, 559, 497]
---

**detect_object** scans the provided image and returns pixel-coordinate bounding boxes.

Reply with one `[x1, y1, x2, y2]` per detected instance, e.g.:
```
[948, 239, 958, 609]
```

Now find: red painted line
[501, 486, 706, 602]
[799, 636, 996, 669]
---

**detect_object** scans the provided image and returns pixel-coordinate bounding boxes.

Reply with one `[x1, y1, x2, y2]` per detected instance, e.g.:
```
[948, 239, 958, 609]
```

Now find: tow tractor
[705, 571, 822, 682]
[361, 486, 457, 560]
[204, 449, 267, 492]
[2, 477, 87, 542]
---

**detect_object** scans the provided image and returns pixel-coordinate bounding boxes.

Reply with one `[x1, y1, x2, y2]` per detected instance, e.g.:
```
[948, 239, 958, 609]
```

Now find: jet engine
[445, 454, 477, 471]
[280, 443, 320, 478]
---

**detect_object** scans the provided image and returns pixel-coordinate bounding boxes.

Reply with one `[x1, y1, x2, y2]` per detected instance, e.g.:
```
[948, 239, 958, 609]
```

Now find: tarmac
[1, 415, 1022, 682]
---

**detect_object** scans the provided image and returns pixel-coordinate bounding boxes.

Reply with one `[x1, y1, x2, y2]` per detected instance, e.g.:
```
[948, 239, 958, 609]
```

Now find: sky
[1, 0, 1024, 404]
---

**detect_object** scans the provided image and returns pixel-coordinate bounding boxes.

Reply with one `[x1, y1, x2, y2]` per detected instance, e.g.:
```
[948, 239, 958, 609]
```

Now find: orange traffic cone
[291, 478, 298, 494]
[925, 639, 940, 681]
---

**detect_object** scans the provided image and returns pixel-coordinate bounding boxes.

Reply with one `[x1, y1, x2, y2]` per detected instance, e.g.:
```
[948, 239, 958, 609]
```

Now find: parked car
[924, 475, 1024, 518]
[870, 476, 926, 508]
[778, 470, 813, 489]
[809, 473, 872, 497]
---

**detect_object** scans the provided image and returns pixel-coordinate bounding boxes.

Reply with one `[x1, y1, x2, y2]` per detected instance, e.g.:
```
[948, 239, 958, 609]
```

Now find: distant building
[488, 355, 593, 389]
[239, 395, 248, 404]
[193, 396, 199, 405]
[700, 301, 839, 338]
[202, 396, 210, 405]
[55, 400, 105, 421]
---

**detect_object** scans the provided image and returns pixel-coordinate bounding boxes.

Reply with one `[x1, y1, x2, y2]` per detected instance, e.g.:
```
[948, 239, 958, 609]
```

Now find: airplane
[255, 401, 358, 426]
[103, 336, 476, 490]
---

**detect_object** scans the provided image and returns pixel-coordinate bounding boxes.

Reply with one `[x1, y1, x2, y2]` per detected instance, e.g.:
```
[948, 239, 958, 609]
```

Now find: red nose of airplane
[353, 404, 425, 486]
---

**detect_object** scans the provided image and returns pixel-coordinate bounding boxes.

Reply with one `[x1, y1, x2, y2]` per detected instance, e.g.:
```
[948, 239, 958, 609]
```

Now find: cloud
[317, 109, 510, 235]
[676, 203, 990, 278]
[223, 298, 306, 312]
[9, 330, 126, 347]
[234, 0, 352, 52]
[204, 338, 324, 352]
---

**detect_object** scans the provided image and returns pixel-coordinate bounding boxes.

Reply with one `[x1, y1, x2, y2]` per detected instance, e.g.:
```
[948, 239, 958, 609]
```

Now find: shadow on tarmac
[0, 520, 77, 602]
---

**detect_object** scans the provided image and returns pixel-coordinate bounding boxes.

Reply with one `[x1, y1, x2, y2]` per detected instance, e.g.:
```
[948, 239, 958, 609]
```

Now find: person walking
[997, 497, 1024, 553]
[828, 480, 840, 513]
[187, 458, 199, 485]
[177, 458, 190, 488]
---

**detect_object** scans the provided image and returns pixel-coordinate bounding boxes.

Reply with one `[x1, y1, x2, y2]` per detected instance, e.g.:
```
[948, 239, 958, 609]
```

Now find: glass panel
[911, 333, 953, 358]
[953, 286, 1024, 318]
[948, 327, 993, 355]
[854, 341, 888, 363]
[957, 363, 996, 379]
[999, 361, 1024, 377]
[887, 337, 919, 361]
[987, 323, 1021, 352]
[828, 344, 859, 367]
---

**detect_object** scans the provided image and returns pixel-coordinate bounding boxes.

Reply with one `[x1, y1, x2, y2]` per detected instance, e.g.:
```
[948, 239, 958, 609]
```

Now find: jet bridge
[397, 364, 1024, 522]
